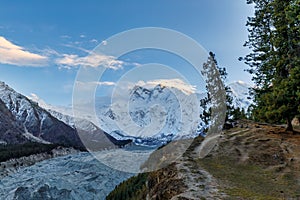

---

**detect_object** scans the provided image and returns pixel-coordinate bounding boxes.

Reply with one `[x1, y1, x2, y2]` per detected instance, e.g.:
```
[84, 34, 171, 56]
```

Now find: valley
[0, 0, 299, 199]
[0, 151, 133, 200]
[0, 80, 261, 200]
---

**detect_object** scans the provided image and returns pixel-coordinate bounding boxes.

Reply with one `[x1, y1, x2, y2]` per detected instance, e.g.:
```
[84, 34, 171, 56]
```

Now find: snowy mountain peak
[229, 81, 253, 111]
[0, 81, 17, 94]
[97, 83, 202, 145]
[28, 93, 100, 133]
[27, 93, 48, 109]
[0, 82, 83, 147]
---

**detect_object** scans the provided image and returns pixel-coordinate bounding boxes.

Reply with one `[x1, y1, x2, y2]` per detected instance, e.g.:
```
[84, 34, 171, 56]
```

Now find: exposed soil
[194, 120, 300, 199]
[107, 120, 300, 199]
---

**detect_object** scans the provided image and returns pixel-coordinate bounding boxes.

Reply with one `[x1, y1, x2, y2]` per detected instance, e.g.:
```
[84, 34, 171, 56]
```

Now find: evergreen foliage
[241, 0, 300, 131]
[0, 142, 60, 162]
[200, 52, 234, 127]
[106, 173, 148, 200]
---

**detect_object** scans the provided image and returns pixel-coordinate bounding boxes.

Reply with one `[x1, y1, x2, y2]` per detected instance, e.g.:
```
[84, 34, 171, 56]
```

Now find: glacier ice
[0, 152, 133, 200]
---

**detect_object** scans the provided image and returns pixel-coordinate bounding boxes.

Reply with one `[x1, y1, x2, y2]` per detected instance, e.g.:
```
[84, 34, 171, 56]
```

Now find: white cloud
[90, 39, 98, 43]
[55, 53, 124, 70]
[41, 48, 60, 56]
[80, 34, 86, 38]
[0, 36, 48, 67]
[74, 81, 116, 94]
[75, 81, 115, 88]
[60, 35, 71, 39]
[136, 79, 196, 95]
[93, 81, 116, 86]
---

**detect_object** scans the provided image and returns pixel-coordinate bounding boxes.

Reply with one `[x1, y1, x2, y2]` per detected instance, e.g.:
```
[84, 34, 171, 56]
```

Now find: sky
[0, 0, 254, 106]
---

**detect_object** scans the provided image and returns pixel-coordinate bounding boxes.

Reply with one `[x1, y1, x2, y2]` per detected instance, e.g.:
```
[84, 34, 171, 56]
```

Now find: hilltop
[107, 121, 300, 199]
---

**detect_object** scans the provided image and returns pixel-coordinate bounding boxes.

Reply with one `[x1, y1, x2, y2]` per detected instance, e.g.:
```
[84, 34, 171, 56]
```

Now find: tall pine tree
[200, 52, 233, 128]
[241, 0, 300, 131]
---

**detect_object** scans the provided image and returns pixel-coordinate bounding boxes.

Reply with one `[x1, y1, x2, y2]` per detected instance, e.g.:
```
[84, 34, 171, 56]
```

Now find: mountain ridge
[0, 81, 131, 149]
[27, 81, 253, 146]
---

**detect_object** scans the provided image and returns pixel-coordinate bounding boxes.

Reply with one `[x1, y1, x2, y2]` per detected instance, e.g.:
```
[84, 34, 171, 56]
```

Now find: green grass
[197, 156, 300, 199]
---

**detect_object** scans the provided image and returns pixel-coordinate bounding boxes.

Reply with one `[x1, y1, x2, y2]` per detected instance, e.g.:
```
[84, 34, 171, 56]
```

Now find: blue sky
[0, 0, 254, 106]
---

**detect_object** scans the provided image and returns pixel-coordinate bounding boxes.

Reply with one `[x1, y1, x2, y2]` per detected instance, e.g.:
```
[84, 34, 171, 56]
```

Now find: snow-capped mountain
[0, 81, 84, 147]
[96, 84, 203, 146]
[27, 93, 132, 149]
[19, 80, 253, 147]
[28, 93, 98, 133]
[97, 81, 252, 145]
[0, 81, 130, 149]
[228, 81, 253, 111]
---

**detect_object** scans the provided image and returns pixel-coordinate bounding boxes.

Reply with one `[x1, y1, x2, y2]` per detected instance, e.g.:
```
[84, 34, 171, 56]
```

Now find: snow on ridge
[27, 94, 99, 133]
[23, 128, 51, 144]
[21, 80, 254, 145]
[97, 83, 203, 145]
[228, 81, 253, 111]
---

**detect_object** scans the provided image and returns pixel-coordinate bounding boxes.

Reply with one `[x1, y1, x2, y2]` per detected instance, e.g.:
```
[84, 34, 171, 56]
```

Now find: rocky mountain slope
[0, 98, 27, 144]
[27, 93, 100, 133]
[0, 81, 84, 148]
[0, 81, 131, 149]
[27, 93, 132, 149]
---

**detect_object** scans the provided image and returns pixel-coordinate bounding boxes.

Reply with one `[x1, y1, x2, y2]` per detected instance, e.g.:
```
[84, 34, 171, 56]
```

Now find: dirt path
[171, 138, 227, 200]
[170, 125, 300, 199]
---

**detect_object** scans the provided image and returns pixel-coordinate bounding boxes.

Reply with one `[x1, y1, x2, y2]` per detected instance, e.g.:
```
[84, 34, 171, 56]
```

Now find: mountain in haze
[28, 93, 100, 133]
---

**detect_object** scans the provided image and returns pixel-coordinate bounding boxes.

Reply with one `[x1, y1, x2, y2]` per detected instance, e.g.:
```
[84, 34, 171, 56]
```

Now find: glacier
[0, 151, 134, 200]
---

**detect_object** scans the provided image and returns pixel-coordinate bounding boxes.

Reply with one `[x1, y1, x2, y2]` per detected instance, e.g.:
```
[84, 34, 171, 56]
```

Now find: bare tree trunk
[286, 118, 293, 132]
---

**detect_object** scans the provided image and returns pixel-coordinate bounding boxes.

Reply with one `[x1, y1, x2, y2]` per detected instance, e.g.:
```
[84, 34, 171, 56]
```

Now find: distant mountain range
[228, 81, 253, 112]
[31, 81, 253, 146]
[0, 81, 131, 149]
[0, 80, 252, 147]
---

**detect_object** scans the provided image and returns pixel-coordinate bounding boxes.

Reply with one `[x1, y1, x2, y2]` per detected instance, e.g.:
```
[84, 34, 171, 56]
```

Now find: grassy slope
[197, 121, 300, 199]
[107, 121, 300, 199]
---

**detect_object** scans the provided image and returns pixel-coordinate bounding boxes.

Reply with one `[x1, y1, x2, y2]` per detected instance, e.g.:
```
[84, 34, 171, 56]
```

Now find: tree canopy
[241, 0, 300, 131]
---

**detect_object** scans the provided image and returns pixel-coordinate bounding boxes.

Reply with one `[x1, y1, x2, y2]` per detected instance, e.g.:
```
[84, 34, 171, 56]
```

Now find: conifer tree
[200, 52, 233, 128]
[241, 0, 300, 131]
